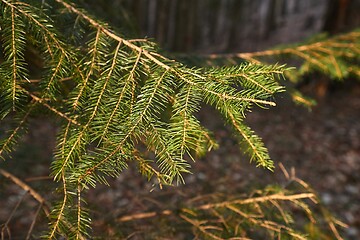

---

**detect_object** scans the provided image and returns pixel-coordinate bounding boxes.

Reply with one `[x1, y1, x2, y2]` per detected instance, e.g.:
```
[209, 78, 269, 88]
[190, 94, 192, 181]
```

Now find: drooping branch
[205, 31, 360, 62]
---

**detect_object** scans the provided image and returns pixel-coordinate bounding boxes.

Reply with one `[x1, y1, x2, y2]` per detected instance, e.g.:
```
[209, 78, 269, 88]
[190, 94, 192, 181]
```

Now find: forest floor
[0, 80, 359, 239]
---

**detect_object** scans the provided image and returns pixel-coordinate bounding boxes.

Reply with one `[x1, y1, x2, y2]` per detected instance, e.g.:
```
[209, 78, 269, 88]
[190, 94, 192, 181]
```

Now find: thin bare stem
[197, 193, 316, 210]
[20, 88, 80, 126]
[0, 168, 50, 215]
[1, 191, 27, 239]
[25, 203, 43, 240]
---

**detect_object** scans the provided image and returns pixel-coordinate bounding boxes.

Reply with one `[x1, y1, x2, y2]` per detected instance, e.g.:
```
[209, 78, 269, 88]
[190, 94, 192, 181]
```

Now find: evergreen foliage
[0, 0, 287, 238]
[0, 1, 354, 239]
[181, 30, 360, 108]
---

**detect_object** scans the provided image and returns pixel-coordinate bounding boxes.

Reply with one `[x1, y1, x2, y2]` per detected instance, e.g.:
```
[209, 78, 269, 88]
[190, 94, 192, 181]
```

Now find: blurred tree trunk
[83, 0, 360, 53]
[323, 0, 360, 33]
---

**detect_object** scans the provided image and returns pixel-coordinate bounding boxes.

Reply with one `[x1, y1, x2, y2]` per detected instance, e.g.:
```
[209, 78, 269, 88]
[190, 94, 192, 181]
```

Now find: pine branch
[114, 183, 339, 239]
[145, 122, 185, 184]
[54, 0, 172, 71]
[77, 69, 172, 181]
[183, 30, 359, 108]
[206, 30, 360, 69]
[0, 0, 28, 112]
[0, 1, 289, 237]
[223, 106, 274, 170]
[2, 0, 67, 54]
[72, 28, 101, 110]
[100, 48, 142, 139]
[0, 105, 33, 159]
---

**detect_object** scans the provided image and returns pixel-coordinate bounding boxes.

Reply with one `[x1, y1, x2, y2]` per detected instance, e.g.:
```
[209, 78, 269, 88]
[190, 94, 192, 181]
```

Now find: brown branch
[180, 214, 224, 240]
[118, 210, 171, 222]
[1, 191, 27, 239]
[19, 87, 80, 126]
[205, 31, 359, 60]
[25, 203, 43, 240]
[0, 168, 50, 216]
[279, 163, 348, 240]
[54, 0, 171, 71]
[0, 168, 87, 239]
[116, 192, 315, 223]
[25, 176, 53, 182]
[196, 193, 316, 210]
[23, 77, 73, 83]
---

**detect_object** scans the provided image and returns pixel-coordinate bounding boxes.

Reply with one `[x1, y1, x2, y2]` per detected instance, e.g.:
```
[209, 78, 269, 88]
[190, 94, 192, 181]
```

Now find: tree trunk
[88, 0, 360, 53]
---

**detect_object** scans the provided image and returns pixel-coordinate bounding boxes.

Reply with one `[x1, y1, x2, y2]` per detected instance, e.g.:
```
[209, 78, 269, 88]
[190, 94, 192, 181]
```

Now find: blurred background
[79, 0, 360, 52]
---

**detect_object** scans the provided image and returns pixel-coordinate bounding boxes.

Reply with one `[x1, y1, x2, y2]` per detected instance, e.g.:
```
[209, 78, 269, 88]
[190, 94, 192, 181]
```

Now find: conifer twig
[278, 163, 348, 240]
[0, 106, 33, 158]
[204, 31, 360, 61]
[20, 88, 80, 126]
[2, 1, 345, 238]
[197, 192, 316, 209]
[116, 192, 316, 223]
[54, 0, 172, 71]
[0, 168, 86, 239]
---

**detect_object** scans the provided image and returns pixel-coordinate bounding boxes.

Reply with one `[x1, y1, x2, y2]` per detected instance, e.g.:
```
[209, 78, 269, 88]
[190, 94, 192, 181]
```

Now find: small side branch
[20, 87, 80, 126]
[118, 210, 172, 222]
[54, 0, 172, 71]
[0, 168, 50, 216]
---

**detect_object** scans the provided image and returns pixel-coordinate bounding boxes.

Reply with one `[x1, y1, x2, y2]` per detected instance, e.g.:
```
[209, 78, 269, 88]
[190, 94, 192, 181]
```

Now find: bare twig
[118, 210, 172, 222]
[0, 168, 87, 240]
[25, 203, 43, 240]
[180, 213, 224, 240]
[0, 168, 50, 216]
[209, 192, 314, 210]
[23, 77, 73, 83]
[25, 176, 53, 182]
[117, 192, 315, 222]
[278, 163, 348, 240]
[19, 87, 80, 126]
[1, 192, 27, 240]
